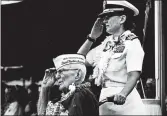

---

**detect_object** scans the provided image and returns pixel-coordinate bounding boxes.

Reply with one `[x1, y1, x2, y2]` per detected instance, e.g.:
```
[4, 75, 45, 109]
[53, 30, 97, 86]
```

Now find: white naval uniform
[86, 30, 146, 115]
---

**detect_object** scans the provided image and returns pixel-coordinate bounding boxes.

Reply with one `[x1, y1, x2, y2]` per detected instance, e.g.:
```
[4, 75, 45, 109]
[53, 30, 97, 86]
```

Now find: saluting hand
[90, 18, 104, 40]
[41, 68, 57, 88]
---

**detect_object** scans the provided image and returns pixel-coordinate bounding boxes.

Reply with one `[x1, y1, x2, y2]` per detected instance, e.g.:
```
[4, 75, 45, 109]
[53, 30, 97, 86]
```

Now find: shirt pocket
[108, 53, 125, 71]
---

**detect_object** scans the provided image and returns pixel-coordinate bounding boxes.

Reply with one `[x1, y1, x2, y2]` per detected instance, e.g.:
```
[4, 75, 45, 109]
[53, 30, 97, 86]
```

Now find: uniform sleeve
[126, 39, 145, 73]
[86, 48, 96, 67]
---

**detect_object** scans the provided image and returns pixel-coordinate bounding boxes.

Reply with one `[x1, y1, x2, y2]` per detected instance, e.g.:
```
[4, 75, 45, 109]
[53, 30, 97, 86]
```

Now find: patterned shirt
[45, 84, 99, 116]
[46, 101, 68, 115]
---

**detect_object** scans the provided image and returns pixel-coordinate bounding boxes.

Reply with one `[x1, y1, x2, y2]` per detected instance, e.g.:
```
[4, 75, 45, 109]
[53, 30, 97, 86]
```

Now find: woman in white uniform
[77, 0, 146, 115]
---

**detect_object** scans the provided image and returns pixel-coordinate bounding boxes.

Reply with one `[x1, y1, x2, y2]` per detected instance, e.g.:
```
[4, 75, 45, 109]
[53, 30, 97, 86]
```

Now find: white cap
[53, 54, 85, 70]
[99, 0, 139, 17]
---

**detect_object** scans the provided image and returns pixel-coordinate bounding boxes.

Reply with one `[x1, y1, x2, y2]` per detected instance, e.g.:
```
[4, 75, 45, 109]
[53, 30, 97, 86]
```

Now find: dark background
[1, 0, 162, 82]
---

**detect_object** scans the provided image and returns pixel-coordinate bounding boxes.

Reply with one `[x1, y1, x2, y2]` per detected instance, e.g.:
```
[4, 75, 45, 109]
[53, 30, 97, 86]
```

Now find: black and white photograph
[1, 0, 166, 115]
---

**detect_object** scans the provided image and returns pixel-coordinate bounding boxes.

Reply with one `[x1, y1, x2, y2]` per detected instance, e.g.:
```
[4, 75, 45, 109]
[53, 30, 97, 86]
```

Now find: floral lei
[91, 34, 125, 86]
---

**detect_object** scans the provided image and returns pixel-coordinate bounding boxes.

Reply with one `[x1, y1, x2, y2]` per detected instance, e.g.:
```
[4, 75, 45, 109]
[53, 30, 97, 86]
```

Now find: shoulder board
[125, 34, 138, 41]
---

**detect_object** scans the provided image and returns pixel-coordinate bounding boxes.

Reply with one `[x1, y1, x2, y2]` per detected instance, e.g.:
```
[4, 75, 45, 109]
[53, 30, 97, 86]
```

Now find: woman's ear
[120, 15, 126, 24]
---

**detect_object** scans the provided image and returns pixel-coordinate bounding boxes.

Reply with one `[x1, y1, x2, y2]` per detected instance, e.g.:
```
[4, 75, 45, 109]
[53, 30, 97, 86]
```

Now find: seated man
[37, 54, 99, 116]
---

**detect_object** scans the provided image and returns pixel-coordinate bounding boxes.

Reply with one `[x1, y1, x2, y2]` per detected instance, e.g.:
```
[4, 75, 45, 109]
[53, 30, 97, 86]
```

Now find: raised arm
[77, 18, 104, 56]
[37, 87, 49, 115]
[37, 68, 56, 115]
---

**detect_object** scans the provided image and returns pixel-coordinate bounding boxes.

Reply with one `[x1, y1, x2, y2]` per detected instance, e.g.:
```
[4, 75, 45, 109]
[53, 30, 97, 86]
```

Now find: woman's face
[103, 15, 121, 34]
[56, 66, 78, 91]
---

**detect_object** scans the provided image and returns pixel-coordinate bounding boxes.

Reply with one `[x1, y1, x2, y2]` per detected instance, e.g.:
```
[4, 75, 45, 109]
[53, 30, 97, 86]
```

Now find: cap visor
[98, 12, 110, 18]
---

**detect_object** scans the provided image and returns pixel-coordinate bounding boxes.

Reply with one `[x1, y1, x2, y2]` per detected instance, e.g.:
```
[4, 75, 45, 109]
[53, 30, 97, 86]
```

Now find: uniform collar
[102, 30, 131, 46]
[118, 30, 131, 42]
[120, 30, 131, 38]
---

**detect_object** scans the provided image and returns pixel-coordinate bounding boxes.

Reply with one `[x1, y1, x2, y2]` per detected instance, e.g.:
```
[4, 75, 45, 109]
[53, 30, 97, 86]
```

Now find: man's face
[56, 65, 78, 91]
[103, 14, 121, 34]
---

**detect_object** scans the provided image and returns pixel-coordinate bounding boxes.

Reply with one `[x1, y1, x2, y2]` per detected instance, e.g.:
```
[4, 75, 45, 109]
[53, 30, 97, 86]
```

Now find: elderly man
[37, 54, 99, 116]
